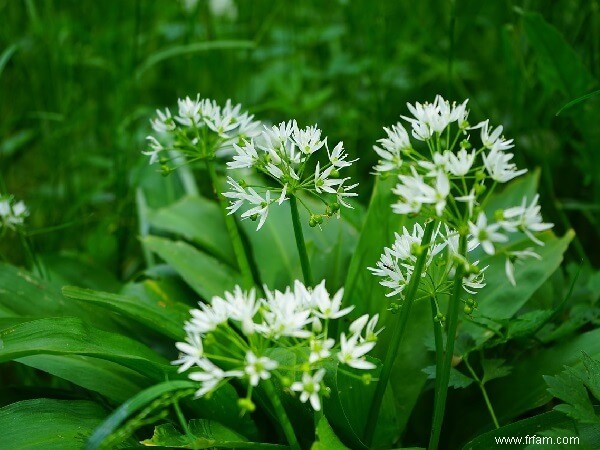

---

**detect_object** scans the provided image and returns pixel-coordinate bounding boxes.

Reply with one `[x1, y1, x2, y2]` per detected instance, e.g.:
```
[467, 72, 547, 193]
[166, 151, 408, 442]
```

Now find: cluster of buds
[223, 120, 358, 230]
[370, 95, 553, 302]
[173, 280, 381, 412]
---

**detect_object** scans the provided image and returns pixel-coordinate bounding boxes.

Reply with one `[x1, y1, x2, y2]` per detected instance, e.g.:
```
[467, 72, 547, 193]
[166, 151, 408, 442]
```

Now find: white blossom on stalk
[0, 195, 29, 230]
[482, 147, 527, 183]
[190, 358, 243, 397]
[150, 108, 176, 133]
[291, 369, 326, 411]
[503, 195, 553, 245]
[504, 249, 541, 286]
[469, 212, 508, 255]
[338, 333, 376, 370]
[309, 338, 335, 363]
[471, 120, 514, 151]
[373, 123, 411, 173]
[445, 149, 475, 176]
[172, 333, 204, 373]
[245, 351, 278, 386]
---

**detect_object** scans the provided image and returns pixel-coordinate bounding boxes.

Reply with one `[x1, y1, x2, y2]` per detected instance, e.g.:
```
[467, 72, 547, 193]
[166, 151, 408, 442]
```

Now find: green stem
[364, 220, 436, 446]
[428, 234, 467, 450]
[289, 195, 313, 286]
[263, 379, 301, 450]
[205, 161, 256, 289]
[430, 296, 444, 384]
[464, 357, 500, 429]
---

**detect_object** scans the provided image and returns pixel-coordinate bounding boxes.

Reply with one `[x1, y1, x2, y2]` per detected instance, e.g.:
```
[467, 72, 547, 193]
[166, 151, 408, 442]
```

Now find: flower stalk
[205, 160, 256, 289]
[364, 220, 436, 446]
[290, 195, 313, 286]
[428, 233, 467, 450]
[263, 379, 301, 450]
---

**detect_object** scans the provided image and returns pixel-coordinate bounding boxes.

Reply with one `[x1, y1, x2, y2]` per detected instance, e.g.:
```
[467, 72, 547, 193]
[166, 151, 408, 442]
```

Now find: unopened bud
[238, 398, 256, 413]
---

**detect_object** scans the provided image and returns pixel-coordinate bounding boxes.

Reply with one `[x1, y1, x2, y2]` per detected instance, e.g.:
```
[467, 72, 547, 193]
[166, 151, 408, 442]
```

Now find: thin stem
[289, 195, 313, 286]
[263, 379, 301, 450]
[364, 220, 436, 446]
[205, 161, 256, 289]
[428, 234, 467, 450]
[430, 296, 444, 384]
[463, 357, 500, 429]
[173, 397, 199, 450]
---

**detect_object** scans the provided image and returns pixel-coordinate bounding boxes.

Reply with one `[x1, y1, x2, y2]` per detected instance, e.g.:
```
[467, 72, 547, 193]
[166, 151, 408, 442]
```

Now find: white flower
[175, 95, 202, 127]
[228, 141, 260, 169]
[314, 162, 343, 194]
[503, 195, 553, 245]
[462, 262, 488, 294]
[245, 351, 278, 386]
[338, 333, 376, 370]
[143, 136, 164, 165]
[311, 281, 354, 319]
[190, 358, 243, 397]
[173, 333, 204, 372]
[468, 212, 508, 255]
[208, 0, 238, 20]
[150, 108, 176, 133]
[188, 296, 229, 334]
[504, 249, 541, 286]
[224, 286, 259, 334]
[482, 147, 527, 183]
[327, 141, 355, 169]
[291, 369, 326, 411]
[415, 172, 451, 217]
[471, 120, 514, 151]
[309, 338, 335, 363]
[373, 123, 410, 173]
[292, 124, 325, 155]
[445, 149, 475, 176]
[418, 152, 449, 177]
[258, 287, 312, 339]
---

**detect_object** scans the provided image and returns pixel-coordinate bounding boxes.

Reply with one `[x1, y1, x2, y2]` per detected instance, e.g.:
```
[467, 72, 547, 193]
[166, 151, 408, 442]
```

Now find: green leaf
[143, 235, 239, 300]
[462, 409, 600, 450]
[556, 90, 600, 115]
[43, 253, 122, 292]
[312, 416, 350, 450]
[522, 12, 593, 99]
[481, 359, 512, 384]
[0, 399, 108, 450]
[17, 354, 148, 403]
[463, 230, 574, 346]
[140, 419, 282, 449]
[0, 317, 173, 380]
[62, 285, 188, 340]
[86, 380, 197, 450]
[489, 328, 600, 422]
[422, 365, 474, 388]
[545, 370, 599, 424]
[147, 195, 236, 267]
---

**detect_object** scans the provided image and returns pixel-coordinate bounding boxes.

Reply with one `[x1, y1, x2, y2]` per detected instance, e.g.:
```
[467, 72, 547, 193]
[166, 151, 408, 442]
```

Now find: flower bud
[309, 217, 317, 227]
[281, 376, 292, 387]
[464, 305, 473, 315]
[238, 398, 256, 413]
[362, 374, 372, 385]
[460, 139, 472, 149]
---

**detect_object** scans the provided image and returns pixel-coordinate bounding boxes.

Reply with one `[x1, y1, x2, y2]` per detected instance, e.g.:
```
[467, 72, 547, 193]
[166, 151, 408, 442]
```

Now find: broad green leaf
[62, 285, 188, 340]
[140, 419, 282, 449]
[522, 12, 593, 99]
[0, 399, 108, 450]
[147, 195, 236, 267]
[43, 253, 122, 292]
[86, 380, 197, 450]
[143, 235, 239, 300]
[462, 410, 600, 450]
[312, 416, 350, 450]
[17, 354, 148, 403]
[0, 317, 173, 380]
[462, 230, 574, 346]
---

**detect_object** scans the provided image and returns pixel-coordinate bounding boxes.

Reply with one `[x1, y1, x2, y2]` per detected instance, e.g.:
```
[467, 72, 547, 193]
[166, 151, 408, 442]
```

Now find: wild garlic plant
[363, 95, 554, 450]
[173, 280, 380, 450]
[143, 94, 262, 288]
[223, 120, 358, 284]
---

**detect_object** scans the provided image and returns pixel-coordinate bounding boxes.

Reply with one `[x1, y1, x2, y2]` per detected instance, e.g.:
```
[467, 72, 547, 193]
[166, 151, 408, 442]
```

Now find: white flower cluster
[370, 95, 553, 299]
[223, 120, 358, 230]
[0, 195, 28, 231]
[173, 280, 380, 412]
[143, 94, 261, 167]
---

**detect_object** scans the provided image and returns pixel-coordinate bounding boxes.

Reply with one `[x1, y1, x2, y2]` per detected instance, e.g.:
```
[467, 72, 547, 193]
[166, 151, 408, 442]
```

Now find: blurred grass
[1, 0, 599, 276]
